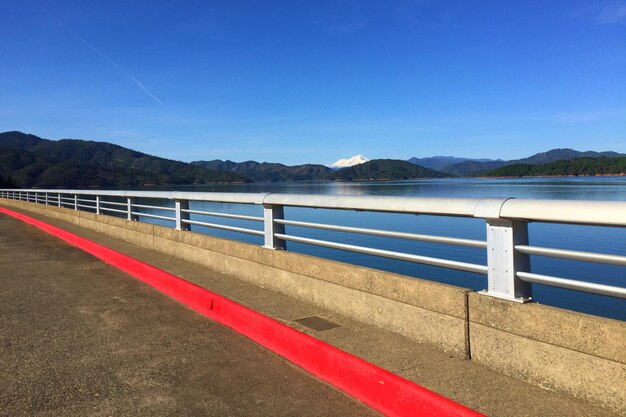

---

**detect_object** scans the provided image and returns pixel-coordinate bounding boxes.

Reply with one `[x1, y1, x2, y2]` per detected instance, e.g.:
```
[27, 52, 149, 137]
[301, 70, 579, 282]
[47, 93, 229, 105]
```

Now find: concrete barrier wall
[468, 293, 626, 413]
[2, 199, 624, 413]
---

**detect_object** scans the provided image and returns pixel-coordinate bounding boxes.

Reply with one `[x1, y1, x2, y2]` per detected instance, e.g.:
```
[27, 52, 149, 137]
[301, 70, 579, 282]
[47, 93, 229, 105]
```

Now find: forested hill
[334, 159, 448, 180]
[478, 157, 626, 177]
[0, 131, 247, 187]
[191, 160, 335, 181]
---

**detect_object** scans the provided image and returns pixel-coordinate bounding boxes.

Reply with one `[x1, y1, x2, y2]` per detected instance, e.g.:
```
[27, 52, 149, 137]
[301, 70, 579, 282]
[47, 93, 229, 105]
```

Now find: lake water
[134, 177, 626, 321]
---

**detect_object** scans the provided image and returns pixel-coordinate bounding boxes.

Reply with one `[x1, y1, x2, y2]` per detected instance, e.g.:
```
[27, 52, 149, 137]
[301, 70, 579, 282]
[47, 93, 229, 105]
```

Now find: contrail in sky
[62, 24, 168, 110]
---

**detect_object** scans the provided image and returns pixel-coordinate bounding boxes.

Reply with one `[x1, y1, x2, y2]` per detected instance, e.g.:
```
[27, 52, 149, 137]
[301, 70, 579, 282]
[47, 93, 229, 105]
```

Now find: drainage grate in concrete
[294, 316, 341, 332]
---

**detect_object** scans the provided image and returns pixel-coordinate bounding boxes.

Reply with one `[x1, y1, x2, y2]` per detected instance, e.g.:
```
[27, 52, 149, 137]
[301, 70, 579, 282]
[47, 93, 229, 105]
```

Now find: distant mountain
[191, 160, 335, 182]
[479, 157, 626, 177]
[442, 148, 624, 176]
[441, 160, 510, 176]
[330, 154, 369, 168]
[515, 148, 623, 165]
[334, 159, 449, 181]
[407, 156, 496, 172]
[0, 131, 247, 187]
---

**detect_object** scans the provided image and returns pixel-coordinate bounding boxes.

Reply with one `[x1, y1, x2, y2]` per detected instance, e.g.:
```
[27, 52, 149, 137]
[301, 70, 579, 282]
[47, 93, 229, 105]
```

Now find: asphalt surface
[0, 214, 380, 417]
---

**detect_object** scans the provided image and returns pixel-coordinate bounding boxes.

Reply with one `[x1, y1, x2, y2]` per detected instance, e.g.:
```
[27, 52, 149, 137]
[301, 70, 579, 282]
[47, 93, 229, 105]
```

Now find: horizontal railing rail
[1, 188, 625, 302]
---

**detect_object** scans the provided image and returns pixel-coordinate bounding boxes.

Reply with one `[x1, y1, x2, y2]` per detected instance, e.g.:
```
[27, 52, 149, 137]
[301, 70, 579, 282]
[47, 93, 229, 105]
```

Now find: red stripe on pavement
[0, 207, 484, 417]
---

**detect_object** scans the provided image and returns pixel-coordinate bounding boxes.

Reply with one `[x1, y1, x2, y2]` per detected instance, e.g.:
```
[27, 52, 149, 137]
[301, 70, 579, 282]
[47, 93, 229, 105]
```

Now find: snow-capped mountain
[330, 154, 369, 169]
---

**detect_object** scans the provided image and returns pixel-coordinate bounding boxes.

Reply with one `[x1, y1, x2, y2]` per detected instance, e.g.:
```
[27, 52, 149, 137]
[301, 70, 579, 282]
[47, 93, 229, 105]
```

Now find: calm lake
[136, 177, 626, 321]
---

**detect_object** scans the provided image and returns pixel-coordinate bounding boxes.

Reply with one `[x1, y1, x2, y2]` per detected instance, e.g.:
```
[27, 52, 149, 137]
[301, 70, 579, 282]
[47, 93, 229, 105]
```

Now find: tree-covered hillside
[334, 159, 449, 180]
[192, 160, 335, 181]
[478, 157, 626, 177]
[0, 131, 247, 187]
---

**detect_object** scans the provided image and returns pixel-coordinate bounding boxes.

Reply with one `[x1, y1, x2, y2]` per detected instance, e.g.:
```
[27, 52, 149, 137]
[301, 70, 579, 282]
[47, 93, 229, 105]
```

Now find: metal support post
[175, 199, 191, 231]
[482, 219, 532, 302]
[127, 197, 139, 221]
[263, 204, 286, 250]
[95, 196, 101, 215]
[45, 193, 48, 205]
[74, 194, 78, 210]
[57, 193, 62, 207]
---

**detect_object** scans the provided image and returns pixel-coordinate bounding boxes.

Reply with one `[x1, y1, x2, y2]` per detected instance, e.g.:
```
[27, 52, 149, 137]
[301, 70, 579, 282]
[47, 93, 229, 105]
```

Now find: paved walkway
[0, 215, 380, 417]
[1, 207, 621, 417]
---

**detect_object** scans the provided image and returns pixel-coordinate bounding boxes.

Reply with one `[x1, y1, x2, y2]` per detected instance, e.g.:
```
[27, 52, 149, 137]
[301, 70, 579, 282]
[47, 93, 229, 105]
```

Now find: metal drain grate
[294, 316, 340, 331]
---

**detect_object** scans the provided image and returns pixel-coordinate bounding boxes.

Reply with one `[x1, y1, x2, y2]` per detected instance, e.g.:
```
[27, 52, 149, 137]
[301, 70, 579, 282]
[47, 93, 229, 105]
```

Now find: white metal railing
[1, 188, 625, 302]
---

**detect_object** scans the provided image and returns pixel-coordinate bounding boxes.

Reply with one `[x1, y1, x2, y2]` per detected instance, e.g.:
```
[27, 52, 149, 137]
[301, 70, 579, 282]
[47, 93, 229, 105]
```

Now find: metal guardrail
[1, 188, 625, 302]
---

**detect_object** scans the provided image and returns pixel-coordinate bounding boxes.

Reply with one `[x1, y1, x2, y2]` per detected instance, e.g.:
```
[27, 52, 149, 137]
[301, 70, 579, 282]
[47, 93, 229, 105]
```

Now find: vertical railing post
[175, 199, 191, 231]
[95, 196, 101, 215]
[127, 197, 139, 221]
[263, 204, 286, 250]
[57, 193, 62, 208]
[483, 219, 532, 302]
[44, 193, 48, 205]
[74, 194, 78, 210]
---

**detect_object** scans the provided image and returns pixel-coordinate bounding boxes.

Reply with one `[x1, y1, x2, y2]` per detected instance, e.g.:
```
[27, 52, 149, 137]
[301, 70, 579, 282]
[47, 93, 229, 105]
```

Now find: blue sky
[1, 1, 625, 165]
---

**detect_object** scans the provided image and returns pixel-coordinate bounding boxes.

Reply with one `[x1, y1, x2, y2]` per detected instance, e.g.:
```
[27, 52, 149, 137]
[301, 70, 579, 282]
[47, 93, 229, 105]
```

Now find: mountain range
[1, 131, 624, 187]
[417, 149, 624, 176]
[191, 158, 445, 181]
[191, 160, 336, 182]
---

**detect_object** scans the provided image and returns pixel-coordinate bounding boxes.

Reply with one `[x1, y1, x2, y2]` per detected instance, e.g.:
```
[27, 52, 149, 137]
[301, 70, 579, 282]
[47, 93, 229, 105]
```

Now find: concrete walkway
[0, 215, 380, 417]
[1, 207, 621, 417]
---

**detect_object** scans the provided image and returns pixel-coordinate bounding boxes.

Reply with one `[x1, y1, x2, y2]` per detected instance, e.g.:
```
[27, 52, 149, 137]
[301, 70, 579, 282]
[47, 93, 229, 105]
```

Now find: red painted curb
[0, 207, 485, 417]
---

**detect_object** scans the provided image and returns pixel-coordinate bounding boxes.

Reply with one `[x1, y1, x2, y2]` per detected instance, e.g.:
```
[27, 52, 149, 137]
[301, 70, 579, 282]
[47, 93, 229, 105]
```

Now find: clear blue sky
[1, 1, 625, 165]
